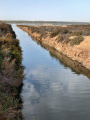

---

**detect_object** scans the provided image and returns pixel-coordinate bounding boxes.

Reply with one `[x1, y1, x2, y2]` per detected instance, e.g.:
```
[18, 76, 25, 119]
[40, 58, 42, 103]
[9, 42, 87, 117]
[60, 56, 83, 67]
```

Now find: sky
[0, 0, 90, 22]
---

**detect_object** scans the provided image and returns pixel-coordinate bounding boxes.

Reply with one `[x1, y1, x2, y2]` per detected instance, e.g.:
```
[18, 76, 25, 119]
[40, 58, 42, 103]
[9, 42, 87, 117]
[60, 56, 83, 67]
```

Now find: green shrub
[50, 28, 69, 38]
[5, 33, 14, 38]
[0, 92, 19, 111]
[70, 36, 84, 46]
[50, 30, 60, 37]
[57, 34, 64, 42]
[72, 31, 83, 36]
[56, 34, 70, 44]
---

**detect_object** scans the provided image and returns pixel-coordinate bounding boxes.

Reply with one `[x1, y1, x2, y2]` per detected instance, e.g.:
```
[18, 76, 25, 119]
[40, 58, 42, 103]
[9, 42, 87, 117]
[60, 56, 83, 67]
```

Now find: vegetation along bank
[18, 25, 90, 70]
[0, 23, 24, 120]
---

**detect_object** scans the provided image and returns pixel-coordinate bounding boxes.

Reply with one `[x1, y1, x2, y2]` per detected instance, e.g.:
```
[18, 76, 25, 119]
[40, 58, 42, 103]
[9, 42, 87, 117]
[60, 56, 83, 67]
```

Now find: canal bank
[18, 25, 90, 70]
[0, 23, 24, 120]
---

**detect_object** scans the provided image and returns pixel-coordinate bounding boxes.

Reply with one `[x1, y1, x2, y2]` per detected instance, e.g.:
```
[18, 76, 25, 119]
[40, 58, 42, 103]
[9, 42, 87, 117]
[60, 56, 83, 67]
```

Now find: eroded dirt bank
[18, 25, 90, 71]
[31, 38, 90, 78]
[0, 23, 24, 120]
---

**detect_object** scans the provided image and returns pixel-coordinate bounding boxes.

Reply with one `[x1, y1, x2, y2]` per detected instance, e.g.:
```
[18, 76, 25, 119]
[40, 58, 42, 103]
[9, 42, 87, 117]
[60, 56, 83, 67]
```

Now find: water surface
[12, 25, 90, 120]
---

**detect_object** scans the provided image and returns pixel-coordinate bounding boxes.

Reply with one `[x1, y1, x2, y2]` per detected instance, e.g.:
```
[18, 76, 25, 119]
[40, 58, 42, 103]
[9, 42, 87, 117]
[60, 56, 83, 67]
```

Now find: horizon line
[0, 20, 90, 23]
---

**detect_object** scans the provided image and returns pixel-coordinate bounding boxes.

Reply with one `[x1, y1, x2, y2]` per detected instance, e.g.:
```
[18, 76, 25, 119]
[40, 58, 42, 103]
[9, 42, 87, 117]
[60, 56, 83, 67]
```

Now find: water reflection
[12, 25, 90, 120]
[22, 64, 90, 120]
[31, 37, 90, 79]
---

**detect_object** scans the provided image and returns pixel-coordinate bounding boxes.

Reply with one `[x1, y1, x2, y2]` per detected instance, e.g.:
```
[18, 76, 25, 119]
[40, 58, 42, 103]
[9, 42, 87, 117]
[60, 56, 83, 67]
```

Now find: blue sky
[0, 0, 90, 22]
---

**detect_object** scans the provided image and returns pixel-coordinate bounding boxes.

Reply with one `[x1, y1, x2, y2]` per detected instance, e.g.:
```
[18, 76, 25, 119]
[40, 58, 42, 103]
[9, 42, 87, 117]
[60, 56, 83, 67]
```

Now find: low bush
[56, 34, 70, 44]
[70, 36, 84, 46]
[72, 31, 83, 36]
[50, 29, 60, 37]
[0, 90, 21, 120]
[50, 27, 69, 38]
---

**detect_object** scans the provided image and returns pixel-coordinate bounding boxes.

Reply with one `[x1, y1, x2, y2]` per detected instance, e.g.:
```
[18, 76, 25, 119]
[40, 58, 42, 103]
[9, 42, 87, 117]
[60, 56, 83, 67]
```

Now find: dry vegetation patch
[22, 25, 90, 46]
[0, 23, 23, 120]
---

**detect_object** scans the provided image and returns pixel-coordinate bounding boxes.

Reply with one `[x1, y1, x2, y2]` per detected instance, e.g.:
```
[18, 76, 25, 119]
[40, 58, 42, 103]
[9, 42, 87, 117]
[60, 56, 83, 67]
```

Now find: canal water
[12, 25, 90, 120]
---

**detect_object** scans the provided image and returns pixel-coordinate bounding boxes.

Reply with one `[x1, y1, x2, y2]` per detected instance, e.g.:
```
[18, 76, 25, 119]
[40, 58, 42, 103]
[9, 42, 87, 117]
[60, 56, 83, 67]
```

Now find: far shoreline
[0, 20, 90, 26]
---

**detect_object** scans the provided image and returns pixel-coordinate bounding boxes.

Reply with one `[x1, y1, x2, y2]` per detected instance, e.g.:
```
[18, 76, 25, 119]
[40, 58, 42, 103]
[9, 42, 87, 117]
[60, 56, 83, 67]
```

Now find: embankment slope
[0, 23, 23, 120]
[18, 25, 90, 71]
